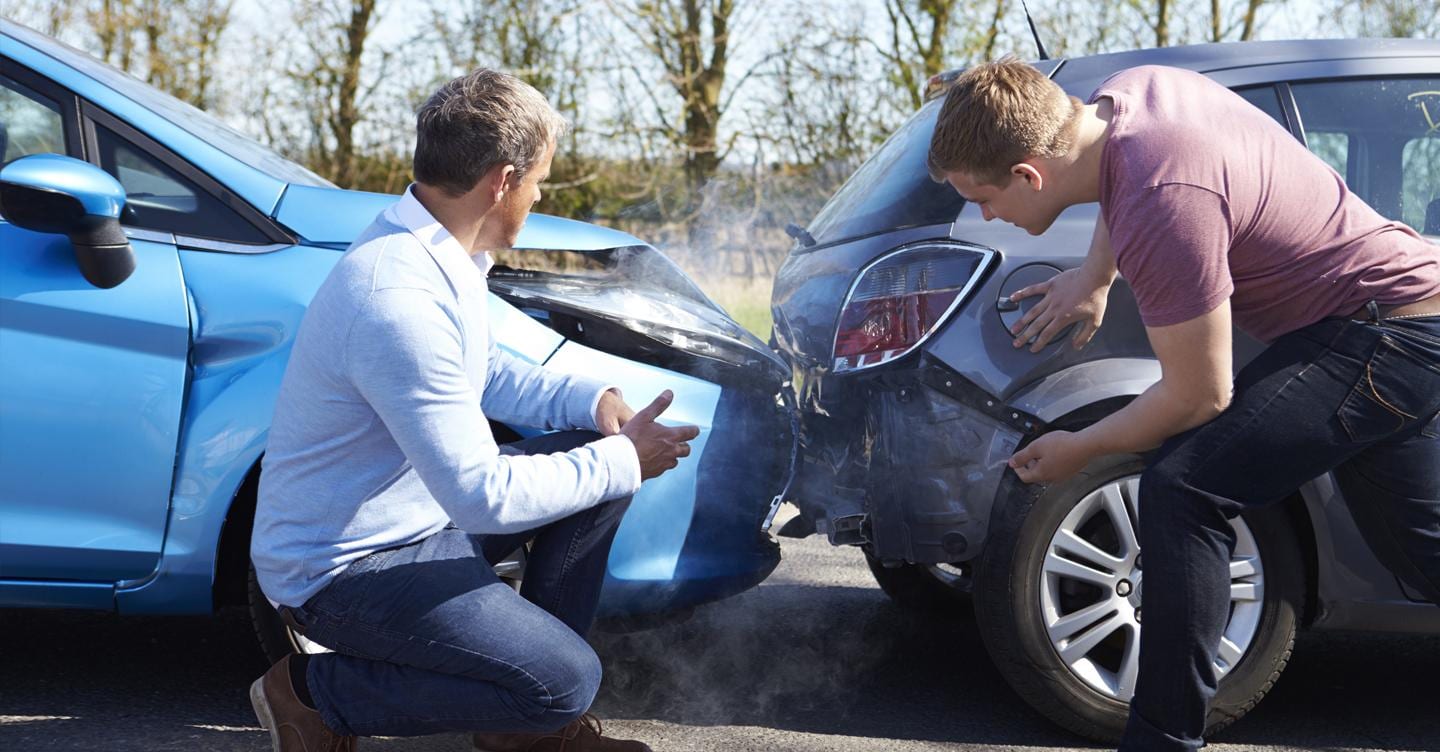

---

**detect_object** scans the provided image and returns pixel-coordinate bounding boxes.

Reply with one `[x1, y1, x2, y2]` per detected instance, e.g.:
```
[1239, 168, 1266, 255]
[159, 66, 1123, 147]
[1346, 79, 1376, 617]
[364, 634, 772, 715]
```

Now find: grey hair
[413, 68, 568, 196]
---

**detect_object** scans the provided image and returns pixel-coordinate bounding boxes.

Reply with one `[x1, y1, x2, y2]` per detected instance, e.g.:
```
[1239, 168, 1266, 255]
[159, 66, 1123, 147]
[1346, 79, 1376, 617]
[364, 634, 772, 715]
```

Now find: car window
[92, 122, 269, 243]
[1234, 85, 1287, 128]
[0, 75, 65, 164]
[1290, 77, 1440, 234]
[803, 98, 963, 249]
[1402, 135, 1440, 235]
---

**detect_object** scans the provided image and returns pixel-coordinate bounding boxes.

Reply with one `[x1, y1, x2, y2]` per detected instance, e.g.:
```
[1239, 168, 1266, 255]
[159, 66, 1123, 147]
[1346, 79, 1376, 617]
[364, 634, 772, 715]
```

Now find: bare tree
[286, 0, 387, 188]
[875, 0, 1012, 112]
[1209, 0, 1271, 42]
[428, 0, 580, 98]
[3, 0, 78, 37]
[1337, 0, 1440, 36]
[610, 0, 762, 210]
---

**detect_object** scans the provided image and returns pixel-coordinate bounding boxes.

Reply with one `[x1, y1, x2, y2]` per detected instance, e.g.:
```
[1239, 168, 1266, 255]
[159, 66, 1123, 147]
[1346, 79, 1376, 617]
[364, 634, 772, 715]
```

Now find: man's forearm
[1080, 215, 1117, 285]
[1077, 377, 1227, 457]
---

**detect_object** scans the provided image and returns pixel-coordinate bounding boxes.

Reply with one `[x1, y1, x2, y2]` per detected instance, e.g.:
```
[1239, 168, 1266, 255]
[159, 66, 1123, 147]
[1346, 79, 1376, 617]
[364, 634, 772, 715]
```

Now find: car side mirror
[0, 154, 137, 289]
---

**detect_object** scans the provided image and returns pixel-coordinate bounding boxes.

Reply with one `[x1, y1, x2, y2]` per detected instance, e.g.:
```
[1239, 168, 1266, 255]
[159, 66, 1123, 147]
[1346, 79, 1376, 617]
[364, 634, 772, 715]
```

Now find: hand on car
[594, 389, 635, 436]
[618, 390, 701, 480]
[1009, 430, 1095, 484]
[1008, 267, 1111, 352]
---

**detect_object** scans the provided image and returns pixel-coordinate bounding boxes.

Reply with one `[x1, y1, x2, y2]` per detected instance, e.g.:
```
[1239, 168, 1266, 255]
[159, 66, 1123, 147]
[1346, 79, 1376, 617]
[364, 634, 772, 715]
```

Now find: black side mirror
[0, 154, 137, 289]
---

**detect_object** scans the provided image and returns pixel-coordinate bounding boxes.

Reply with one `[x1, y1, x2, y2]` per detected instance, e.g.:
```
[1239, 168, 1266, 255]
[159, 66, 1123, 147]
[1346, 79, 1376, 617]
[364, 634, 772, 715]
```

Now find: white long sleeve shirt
[252, 186, 640, 608]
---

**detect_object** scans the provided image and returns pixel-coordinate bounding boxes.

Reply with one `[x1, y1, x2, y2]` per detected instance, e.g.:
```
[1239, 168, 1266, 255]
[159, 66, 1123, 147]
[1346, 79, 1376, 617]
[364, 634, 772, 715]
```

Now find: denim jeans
[1119, 314, 1440, 751]
[283, 430, 632, 737]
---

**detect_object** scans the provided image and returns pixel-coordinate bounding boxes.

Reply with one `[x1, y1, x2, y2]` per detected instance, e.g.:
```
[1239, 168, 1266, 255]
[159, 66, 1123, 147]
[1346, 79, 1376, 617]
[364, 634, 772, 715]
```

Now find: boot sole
[250, 676, 284, 752]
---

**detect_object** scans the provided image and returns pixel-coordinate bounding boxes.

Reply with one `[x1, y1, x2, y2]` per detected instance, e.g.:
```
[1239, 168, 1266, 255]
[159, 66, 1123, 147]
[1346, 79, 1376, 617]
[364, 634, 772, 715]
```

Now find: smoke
[589, 585, 891, 726]
[585, 536, 969, 732]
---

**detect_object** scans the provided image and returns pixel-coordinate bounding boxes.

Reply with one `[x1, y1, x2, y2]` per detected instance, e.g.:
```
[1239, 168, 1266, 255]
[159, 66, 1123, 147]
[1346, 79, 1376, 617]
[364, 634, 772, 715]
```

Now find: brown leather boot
[472, 713, 651, 752]
[249, 654, 358, 752]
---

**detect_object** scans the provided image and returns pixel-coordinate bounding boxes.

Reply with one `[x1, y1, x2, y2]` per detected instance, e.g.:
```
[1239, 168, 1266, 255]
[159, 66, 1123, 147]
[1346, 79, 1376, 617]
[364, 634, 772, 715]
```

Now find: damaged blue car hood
[273, 184, 647, 251]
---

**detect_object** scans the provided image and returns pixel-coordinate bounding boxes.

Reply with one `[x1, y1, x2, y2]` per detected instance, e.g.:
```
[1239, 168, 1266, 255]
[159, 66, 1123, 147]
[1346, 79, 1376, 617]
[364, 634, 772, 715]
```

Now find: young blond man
[928, 58, 1440, 750]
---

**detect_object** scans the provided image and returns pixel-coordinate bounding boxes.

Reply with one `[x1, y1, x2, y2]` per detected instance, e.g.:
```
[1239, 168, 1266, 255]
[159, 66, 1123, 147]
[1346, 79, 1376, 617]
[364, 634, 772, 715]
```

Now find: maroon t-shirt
[1093, 66, 1440, 343]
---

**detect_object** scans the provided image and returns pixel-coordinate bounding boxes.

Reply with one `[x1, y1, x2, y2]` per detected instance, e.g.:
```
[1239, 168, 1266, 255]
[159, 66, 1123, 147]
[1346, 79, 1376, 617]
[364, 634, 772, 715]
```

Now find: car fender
[1006, 358, 1161, 424]
[115, 244, 336, 614]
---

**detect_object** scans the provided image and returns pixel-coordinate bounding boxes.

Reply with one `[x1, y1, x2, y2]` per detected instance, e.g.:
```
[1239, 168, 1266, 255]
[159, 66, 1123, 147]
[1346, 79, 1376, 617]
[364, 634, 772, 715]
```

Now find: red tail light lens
[832, 243, 991, 373]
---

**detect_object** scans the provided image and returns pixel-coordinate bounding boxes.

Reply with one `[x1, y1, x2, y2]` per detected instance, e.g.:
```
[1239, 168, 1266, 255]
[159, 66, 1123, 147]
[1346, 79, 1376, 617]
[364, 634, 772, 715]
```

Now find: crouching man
[249, 68, 697, 752]
[928, 59, 1440, 750]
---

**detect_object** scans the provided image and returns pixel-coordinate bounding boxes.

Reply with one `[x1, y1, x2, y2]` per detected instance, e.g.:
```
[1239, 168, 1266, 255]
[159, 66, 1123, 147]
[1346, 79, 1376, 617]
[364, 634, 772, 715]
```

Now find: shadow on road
[2, 576, 1437, 751]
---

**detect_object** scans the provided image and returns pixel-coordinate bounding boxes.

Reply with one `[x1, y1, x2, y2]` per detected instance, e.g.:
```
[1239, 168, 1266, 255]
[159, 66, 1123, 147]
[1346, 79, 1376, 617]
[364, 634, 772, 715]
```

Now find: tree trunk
[329, 0, 376, 188]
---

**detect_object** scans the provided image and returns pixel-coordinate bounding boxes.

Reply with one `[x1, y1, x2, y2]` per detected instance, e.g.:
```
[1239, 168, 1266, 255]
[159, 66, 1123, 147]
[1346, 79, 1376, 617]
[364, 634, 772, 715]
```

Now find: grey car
[769, 39, 1440, 742]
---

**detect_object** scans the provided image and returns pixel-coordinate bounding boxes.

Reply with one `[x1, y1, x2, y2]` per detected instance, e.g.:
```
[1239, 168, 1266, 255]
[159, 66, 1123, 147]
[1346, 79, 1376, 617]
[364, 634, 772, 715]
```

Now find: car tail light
[832, 242, 993, 374]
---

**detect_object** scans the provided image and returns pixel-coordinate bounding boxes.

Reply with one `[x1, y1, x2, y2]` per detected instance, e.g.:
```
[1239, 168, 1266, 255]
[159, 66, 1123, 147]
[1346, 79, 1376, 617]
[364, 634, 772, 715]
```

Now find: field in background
[694, 274, 774, 341]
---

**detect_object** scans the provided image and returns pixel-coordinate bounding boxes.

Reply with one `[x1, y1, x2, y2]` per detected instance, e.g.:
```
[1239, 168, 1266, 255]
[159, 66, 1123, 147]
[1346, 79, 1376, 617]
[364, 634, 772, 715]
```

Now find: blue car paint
[275, 184, 650, 252]
[1, 22, 780, 623]
[0, 226, 188, 589]
[543, 341, 719, 582]
[0, 154, 126, 219]
[114, 243, 338, 614]
[488, 295, 566, 365]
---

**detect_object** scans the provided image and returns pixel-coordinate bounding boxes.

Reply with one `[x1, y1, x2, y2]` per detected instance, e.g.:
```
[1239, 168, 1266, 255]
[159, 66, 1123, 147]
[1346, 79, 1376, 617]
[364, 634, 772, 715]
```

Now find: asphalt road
[2, 529, 1438, 752]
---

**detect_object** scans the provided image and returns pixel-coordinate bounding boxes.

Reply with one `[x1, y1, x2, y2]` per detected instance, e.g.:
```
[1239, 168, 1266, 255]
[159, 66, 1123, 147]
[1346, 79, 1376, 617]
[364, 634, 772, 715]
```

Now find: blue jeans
[1120, 315, 1440, 751]
[284, 430, 632, 737]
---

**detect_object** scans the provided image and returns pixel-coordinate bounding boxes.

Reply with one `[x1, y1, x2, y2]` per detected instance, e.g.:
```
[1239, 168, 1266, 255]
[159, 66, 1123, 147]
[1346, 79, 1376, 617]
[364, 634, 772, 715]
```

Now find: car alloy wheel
[974, 453, 1303, 743]
[1040, 474, 1265, 701]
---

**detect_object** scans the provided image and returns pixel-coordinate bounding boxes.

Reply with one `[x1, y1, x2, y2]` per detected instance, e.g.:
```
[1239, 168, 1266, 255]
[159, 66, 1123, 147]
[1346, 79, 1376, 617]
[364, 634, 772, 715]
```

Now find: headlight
[488, 244, 783, 373]
[832, 241, 993, 373]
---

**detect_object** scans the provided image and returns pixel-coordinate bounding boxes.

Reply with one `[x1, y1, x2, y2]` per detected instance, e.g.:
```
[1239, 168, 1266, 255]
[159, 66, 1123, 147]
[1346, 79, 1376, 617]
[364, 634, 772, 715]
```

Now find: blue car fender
[115, 243, 337, 613]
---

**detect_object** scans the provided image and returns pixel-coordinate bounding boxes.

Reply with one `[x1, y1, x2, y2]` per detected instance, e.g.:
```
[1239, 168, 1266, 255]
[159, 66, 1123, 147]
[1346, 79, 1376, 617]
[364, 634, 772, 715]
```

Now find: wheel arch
[214, 458, 263, 608]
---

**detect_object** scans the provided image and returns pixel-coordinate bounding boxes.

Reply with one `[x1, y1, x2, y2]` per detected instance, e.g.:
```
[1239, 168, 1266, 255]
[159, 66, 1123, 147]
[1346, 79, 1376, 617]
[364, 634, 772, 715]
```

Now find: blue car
[0, 19, 792, 659]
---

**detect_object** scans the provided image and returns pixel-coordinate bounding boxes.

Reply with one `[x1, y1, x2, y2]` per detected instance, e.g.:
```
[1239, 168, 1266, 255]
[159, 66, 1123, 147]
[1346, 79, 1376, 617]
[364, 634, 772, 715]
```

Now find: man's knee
[1138, 460, 1227, 542]
[533, 639, 602, 727]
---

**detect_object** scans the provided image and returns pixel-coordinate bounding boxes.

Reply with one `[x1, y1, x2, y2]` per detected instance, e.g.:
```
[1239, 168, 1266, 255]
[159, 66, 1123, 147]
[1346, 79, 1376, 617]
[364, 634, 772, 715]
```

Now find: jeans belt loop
[1366, 299, 1382, 323]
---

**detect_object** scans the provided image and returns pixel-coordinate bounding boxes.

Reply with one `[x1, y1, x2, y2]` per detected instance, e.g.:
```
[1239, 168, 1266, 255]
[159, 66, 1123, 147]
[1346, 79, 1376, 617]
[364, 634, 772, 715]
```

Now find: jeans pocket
[1337, 335, 1440, 444]
[1423, 411, 1440, 440]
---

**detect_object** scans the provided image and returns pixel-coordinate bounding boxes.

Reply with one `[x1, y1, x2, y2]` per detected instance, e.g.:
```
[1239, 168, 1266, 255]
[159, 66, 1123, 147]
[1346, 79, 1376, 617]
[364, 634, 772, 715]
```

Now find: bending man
[928, 59, 1440, 750]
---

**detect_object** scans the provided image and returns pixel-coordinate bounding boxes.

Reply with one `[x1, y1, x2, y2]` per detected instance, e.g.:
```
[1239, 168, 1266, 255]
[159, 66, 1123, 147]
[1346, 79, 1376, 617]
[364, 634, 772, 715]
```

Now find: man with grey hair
[247, 68, 693, 752]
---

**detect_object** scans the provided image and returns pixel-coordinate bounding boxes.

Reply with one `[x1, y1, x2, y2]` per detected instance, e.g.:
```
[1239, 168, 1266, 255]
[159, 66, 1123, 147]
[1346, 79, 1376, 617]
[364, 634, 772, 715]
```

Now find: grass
[694, 274, 774, 341]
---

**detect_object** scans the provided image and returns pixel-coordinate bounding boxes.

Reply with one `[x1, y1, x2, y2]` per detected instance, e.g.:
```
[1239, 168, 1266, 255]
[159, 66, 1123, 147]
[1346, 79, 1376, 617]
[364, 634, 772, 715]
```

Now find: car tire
[247, 565, 332, 665]
[973, 454, 1303, 743]
[863, 551, 972, 614]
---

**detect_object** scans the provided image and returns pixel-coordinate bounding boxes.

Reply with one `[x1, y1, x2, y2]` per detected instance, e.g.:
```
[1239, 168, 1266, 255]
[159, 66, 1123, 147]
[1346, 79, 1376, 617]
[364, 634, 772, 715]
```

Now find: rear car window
[803, 98, 963, 249]
[1291, 77, 1440, 235]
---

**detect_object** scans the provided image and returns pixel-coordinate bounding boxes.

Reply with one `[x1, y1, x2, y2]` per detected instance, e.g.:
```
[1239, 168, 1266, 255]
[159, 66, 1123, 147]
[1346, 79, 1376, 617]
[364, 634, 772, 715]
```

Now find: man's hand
[594, 389, 635, 436]
[1008, 266, 1111, 352]
[618, 390, 701, 480]
[1008, 430, 1097, 484]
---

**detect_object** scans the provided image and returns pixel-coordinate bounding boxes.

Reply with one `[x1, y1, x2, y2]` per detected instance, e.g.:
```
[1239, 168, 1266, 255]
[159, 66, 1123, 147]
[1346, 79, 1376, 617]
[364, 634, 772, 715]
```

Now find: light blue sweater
[252, 188, 640, 608]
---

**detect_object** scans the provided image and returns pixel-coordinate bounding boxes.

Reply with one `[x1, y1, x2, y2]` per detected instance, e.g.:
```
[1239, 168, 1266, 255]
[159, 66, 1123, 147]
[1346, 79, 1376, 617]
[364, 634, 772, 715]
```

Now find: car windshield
[4, 20, 333, 189]
[803, 98, 963, 249]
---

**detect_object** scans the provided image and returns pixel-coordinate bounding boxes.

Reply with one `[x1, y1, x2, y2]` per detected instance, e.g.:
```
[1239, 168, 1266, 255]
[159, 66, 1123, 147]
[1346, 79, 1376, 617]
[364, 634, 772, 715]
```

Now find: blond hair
[927, 57, 1082, 185]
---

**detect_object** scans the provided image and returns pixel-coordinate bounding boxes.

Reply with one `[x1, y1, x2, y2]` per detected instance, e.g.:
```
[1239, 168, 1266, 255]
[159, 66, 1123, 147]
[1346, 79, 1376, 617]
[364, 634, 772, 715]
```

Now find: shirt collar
[383, 184, 495, 282]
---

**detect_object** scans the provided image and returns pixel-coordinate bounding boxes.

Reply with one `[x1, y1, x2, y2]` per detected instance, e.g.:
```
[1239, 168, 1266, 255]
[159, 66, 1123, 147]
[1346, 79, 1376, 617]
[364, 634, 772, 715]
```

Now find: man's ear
[483, 164, 517, 202]
[1012, 161, 1044, 191]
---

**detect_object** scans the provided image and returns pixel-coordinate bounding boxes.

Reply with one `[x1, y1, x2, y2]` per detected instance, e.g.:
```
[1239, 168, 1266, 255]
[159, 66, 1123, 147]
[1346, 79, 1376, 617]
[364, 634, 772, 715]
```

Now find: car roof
[1049, 38, 1440, 89]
